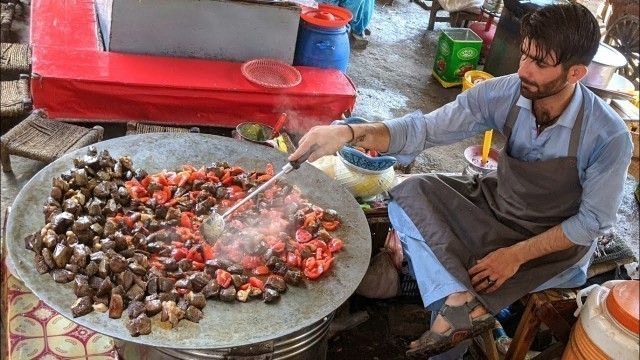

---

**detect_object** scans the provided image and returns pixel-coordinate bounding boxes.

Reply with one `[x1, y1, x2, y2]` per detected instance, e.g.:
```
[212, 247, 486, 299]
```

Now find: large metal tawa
[6, 133, 371, 350]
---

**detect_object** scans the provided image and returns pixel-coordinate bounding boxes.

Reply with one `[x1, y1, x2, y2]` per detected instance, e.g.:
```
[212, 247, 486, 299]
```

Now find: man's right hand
[288, 125, 353, 164]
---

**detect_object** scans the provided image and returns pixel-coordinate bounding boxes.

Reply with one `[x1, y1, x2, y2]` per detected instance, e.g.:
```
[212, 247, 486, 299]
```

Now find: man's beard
[519, 71, 569, 100]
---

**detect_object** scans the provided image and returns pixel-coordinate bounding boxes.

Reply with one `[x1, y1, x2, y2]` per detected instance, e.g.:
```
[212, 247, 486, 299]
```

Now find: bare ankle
[444, 292, 474, 306]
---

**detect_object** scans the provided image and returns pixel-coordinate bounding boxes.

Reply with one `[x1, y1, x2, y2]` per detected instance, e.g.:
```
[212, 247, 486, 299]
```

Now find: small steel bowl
[235, 122, 274, 144]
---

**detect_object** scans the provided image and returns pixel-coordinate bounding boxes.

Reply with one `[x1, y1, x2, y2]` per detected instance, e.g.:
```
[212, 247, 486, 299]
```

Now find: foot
[410, 292, 488, 349]
[364, 28, 371, 36]
[350, 32, 369, 50]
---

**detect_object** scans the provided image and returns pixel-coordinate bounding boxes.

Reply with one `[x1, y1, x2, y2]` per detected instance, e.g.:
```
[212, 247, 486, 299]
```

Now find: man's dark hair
[520, 3, 600, 69]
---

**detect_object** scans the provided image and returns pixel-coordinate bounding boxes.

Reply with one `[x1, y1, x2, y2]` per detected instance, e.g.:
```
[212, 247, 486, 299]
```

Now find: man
[289, 3, 633, 359]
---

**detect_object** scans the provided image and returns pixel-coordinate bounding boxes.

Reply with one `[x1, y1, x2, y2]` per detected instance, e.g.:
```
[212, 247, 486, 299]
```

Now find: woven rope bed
[1, 43, 31, 75]
[1, 111, 104, 172]
[0, 2, 14, 42]
[0, 76, 31, 117]
[126, 121, 200, 135]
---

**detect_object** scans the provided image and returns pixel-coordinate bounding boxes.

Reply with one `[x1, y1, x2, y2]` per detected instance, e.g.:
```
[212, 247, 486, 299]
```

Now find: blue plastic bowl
[338, 146, 397, 172]
[332, 117, 397, 172]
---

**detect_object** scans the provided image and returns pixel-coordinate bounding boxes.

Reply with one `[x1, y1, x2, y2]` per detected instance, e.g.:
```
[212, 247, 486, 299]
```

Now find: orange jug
[562, 280, 639, 360]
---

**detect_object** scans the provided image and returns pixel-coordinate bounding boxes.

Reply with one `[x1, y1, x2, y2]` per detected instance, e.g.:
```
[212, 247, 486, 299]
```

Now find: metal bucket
[581, 43, 628, 88]
[116, 313, 334, 359]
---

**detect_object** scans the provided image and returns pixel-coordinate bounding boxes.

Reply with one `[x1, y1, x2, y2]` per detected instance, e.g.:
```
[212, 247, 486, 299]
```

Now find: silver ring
[487, 278, 496, 286]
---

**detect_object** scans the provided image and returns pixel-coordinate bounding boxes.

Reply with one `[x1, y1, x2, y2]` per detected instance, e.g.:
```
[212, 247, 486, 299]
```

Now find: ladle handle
[271, 113, 287, 139]
[289, 144, 319, 170]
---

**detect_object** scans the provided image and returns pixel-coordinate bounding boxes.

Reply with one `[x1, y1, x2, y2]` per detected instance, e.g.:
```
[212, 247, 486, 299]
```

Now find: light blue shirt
[384, 73, 633, 247]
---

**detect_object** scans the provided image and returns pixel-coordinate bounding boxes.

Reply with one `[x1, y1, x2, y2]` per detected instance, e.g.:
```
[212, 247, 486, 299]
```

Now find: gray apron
[389, 97, 591, 313]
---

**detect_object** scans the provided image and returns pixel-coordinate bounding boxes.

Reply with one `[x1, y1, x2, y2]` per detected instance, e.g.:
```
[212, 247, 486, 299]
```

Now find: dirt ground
[1, 0, 638, 359]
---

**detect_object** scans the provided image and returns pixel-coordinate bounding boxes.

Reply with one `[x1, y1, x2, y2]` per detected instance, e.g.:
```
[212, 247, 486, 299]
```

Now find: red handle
[271, 113, 287, 138]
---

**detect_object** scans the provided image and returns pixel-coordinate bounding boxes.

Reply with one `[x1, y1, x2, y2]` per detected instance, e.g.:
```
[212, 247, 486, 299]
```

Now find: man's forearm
[510, 224, 576, 264]
[350, 123, 391, 153]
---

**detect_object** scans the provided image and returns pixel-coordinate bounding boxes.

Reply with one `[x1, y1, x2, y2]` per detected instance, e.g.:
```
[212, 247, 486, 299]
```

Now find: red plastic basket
[241, 59, 302, 89]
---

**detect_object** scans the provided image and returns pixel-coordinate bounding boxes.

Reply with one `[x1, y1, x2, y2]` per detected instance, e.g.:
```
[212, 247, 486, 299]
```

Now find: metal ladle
[200, 146, 317, 243]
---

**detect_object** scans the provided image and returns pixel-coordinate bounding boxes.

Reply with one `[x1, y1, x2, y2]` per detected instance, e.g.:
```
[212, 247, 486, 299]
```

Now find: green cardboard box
[432, 29, 483, 88]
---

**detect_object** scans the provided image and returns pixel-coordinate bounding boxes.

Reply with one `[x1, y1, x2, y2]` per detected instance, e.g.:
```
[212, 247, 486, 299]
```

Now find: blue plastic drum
[294, 4, 353, 73]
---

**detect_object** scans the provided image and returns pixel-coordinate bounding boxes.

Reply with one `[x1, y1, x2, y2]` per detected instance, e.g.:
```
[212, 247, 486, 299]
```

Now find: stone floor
[1, 1, 638, 359]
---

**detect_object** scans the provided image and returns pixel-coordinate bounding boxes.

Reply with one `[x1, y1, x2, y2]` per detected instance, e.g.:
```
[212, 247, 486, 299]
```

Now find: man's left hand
[468, 247, 522, 294]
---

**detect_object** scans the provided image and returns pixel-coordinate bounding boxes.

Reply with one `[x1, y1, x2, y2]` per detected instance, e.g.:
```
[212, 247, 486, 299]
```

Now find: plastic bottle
[493, 319, 512, 355]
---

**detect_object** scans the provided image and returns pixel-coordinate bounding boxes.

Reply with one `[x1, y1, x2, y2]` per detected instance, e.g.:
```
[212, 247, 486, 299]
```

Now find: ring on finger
[486, 278, 496, 286]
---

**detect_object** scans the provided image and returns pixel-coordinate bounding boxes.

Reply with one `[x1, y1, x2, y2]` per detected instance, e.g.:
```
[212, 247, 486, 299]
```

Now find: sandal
[406, 298, 495, 359]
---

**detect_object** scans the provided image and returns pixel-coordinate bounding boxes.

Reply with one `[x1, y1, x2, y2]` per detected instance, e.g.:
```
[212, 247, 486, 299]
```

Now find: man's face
[517, 39, 569, 100]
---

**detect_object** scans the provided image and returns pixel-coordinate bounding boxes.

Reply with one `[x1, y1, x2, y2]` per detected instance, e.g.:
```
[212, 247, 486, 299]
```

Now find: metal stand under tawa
[117, 313, 335, 360]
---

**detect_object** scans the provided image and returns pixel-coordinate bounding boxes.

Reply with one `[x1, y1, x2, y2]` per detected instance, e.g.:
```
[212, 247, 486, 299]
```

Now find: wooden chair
[1, 43, 31, 77]
[1, 110, 104, 172]
[0, 74, 31, 118]
[505, 289, 579, 360]
[413, 0, 481, 30]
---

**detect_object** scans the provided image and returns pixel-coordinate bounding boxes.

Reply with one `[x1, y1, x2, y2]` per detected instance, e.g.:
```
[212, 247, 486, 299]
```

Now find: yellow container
[462, 70, 494, 92]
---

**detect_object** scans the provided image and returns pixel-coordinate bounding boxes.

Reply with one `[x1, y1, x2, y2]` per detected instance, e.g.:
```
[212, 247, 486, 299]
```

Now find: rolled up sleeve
[562, 129, 633, 245]
[382, 77, 513, 164]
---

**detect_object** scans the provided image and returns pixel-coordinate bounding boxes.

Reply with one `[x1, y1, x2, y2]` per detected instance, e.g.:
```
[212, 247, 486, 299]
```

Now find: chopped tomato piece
[296, 229, 313, 243]
[186, 247, 203, 262]
[257, 174, 273, 182]
[189, 169, 206, 183]
[240, 283, 251, 291]
[303, 213, 317, 229]
[304, 264, 324, 280]
[328, 238, 343, 252]
[242, 256, 260, 270]
[192, 261, 206, 270]
[249, 277, 265, 291]
[206, 172, 220, 183]
[141, 175, 152, 188]
[229, 166, 245, 175]
[178, 174, 189, 188]
[171, 241, 184, 248]
[271, 242, 286, 253]
[164, 198, 180, 207]
[176, 288, 190, 295]
[322, 220, 340, 231]
[183, 164, 198, 173]
[216, 269, 232, 288]
[305, 257, 316, 270]
[320, 257, 334, 271]
[181, 213, 192, 229]
[153, 190, 169, 204]
[252, 265, 270, 276]
[228, 185, 243, 194]
[287, 251, 301, 268]
[129, 185, 148, 199]
[222, 176, 235, 186]
[122, 216, 135, 229]
[309, 239, 328, 251]
[155, 174, 169, 186]
[171, 247, 187, 261]
[263, 189, 276, 199]
[201, 242, 215, 261]
[265, 163, 275, 176]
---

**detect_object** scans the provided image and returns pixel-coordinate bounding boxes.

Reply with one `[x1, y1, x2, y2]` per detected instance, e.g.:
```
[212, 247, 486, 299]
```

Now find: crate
[432, 28, 483, 88]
